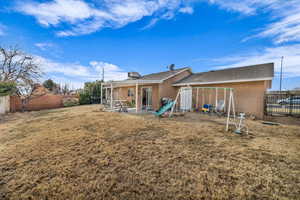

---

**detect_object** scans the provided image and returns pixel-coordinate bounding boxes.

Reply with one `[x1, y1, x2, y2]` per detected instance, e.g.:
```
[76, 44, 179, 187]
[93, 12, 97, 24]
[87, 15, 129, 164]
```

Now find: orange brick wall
[10, 94, 64, 112]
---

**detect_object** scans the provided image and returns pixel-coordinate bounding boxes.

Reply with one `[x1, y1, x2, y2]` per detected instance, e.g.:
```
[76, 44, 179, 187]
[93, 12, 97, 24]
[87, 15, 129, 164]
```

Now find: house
[102, 63, 274, 118]
[102, 67, 192, 111]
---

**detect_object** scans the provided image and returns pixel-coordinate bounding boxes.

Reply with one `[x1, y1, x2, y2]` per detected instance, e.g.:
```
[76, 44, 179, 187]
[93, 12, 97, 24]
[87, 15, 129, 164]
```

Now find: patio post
[135, 83, 138, 113]
[100, 83, 103, 104]
[110, 83, 113, 109]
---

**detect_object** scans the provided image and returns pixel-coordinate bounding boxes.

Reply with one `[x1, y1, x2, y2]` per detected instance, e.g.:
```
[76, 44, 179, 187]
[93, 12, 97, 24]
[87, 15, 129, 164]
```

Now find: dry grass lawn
[0, 105, 299, 200]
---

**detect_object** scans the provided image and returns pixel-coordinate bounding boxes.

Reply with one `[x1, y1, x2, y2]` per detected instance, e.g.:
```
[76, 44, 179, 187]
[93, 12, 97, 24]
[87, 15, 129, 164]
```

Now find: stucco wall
[175, 80, 270, 118]
[110, 70, 191, 111]
[111, 84, 160, 110]
[158, 70, 192, 101]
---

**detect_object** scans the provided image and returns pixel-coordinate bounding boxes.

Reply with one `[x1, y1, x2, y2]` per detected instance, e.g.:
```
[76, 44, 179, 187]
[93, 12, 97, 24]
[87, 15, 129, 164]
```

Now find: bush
[79, 92, 91, 105]
[63, 97, 79, 107]
[0, 81, 17, 96]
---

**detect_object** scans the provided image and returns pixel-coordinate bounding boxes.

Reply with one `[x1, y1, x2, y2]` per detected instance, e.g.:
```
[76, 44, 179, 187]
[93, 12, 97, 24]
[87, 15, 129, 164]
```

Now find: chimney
[168, 64, 175, 71]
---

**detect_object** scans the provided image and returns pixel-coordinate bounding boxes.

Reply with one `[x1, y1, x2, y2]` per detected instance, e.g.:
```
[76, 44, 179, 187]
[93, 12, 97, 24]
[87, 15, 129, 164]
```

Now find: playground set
[153, 87, 248, 134]
[101, 85, 248, 135]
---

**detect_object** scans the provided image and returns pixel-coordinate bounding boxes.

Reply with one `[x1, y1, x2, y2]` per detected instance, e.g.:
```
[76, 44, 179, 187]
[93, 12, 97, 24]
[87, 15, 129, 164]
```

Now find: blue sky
[1, 0, 300, 90]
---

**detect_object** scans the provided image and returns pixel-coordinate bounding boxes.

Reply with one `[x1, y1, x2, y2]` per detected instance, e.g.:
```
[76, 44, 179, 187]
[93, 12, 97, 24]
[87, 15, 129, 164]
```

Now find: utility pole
[279, 56, 284, 93]
[102, 67, 104, 82]
[100, 67, 104, 104]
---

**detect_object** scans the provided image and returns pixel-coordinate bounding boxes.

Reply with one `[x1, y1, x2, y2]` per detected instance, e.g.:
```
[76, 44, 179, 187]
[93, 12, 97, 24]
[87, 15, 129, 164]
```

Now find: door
[180, 87, 192, 111]
[141, 87, 152, 110]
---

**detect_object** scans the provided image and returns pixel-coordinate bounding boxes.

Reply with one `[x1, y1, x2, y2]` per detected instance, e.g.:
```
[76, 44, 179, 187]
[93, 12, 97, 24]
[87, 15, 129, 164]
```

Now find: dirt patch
[0, 105, 299, 199]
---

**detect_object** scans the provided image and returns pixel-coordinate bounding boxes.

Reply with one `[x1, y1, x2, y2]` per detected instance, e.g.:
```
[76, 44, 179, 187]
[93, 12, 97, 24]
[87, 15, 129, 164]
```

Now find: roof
[139, 67, 190, 81]
[174, 63, 274, 86]
[104, 67, 190, 86]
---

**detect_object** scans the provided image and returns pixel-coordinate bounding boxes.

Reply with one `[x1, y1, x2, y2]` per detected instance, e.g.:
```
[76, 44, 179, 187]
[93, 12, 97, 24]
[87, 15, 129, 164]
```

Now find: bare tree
[0, 46, 42, 96]
[61, 83, 70, 95]
[0, 46, 43, 111]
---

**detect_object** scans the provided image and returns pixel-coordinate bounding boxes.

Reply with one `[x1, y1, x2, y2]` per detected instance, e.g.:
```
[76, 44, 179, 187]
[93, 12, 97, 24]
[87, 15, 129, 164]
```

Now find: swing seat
[202, 104, 212, 112]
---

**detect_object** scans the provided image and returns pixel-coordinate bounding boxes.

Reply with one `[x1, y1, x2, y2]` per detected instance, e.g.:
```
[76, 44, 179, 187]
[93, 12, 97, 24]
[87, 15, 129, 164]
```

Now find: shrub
[0, 81, 17, 96]
[63, 97, 79, 107]
[79, 92, 91, 105]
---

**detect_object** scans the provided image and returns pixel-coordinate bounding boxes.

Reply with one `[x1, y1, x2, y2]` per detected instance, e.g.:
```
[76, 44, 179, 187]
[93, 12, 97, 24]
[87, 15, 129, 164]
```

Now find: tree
[0, 46, 42, 96]
[43, 79, 58, 92]
[0, 81, 17, 97]
[79, 80, 103, 105]
[61, 83, 70, 95]
[43, 79, 60, 94]
[0, 46, 43, 111]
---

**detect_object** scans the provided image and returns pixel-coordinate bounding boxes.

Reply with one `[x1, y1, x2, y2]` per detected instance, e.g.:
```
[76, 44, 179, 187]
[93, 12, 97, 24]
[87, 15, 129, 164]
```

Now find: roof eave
[172, 77, 274, 86]
[103, 79, 163, 87]
[161, 68, 191, 82]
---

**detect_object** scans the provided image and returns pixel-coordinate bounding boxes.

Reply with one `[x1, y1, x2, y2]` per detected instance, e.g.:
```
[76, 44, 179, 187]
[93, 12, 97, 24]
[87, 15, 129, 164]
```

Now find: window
[128, 88, 134, 97]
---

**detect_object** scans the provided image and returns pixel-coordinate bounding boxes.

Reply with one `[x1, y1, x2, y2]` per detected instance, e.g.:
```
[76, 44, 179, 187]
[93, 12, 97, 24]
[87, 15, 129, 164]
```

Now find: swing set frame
[169, 86, 236, 131]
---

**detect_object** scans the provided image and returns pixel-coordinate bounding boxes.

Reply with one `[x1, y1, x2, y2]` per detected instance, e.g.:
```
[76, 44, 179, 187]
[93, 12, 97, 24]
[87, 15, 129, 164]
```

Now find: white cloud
[35, 42, 54, 51]
[211, 44, 300, 77]
[16, 0, 194, 36]
[141, 18, 159, 30]
[35, 56, 128, 88]
[14, 0, 300, 43]
[207, 0, 300, 44]
[89, 61, 128, 81]
[179, 6, 194, 14]
[258, 11, 300, 44]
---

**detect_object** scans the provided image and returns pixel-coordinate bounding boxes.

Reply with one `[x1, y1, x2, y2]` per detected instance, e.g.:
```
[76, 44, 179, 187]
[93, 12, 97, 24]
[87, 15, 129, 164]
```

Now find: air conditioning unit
[128, 72, 141, 79]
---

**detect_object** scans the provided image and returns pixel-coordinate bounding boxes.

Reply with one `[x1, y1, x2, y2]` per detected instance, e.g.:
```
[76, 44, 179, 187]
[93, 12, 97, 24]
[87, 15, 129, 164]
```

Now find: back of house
[103, 63, 274, 118]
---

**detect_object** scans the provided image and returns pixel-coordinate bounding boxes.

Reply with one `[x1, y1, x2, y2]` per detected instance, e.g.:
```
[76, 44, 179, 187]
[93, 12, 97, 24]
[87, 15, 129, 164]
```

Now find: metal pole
[280, 56, 284, 93]
[102, 67, 104, 82]
[100, 83, 103, 104]
[135, 83, 138, 113]
[110, 83, 113, 109]
[215, 88, 218, 107]
[196, 88, 199, 109]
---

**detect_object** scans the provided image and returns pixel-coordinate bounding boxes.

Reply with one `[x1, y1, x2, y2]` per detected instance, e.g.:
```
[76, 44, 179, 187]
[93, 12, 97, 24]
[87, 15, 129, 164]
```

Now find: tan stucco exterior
[109, 70, 191, 111]
[107, 70, 271, 118]
[158, 70, 192, 101]
[111, 84, 160, 110]
[174, 80, 271, 118]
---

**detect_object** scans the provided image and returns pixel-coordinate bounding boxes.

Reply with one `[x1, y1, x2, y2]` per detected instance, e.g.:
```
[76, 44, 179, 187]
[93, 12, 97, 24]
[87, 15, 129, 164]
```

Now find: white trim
[102, 68, 191, 87]
[102, 80, 162, 87]
[140, 86, 153, 110]
[135, 83, 138, 113]
[172, 77, 273, 86]
[161, 68, 191, 81]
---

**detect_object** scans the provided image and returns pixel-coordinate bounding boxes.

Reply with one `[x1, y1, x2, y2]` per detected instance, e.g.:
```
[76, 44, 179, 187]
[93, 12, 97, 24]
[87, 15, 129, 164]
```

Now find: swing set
[169, 86, 238, 132]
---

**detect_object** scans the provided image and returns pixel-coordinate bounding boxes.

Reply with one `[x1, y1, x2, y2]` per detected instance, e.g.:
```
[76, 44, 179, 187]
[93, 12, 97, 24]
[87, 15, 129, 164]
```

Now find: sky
[0, 0, 300, 90]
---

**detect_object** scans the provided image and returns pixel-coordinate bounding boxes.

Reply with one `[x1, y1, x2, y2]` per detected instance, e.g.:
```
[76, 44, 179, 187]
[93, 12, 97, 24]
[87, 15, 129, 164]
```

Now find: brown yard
[0, 105, 299, 200]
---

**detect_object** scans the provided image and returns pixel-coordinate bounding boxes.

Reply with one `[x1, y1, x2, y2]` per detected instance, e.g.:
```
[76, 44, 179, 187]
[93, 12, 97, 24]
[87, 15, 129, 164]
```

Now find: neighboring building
[102, 63, 274, 118]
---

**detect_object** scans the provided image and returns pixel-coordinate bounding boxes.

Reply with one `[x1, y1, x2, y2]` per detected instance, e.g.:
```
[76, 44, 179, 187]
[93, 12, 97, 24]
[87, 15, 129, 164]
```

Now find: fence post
[263, 93, 267, 116]
[289, 94, 293, 116]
